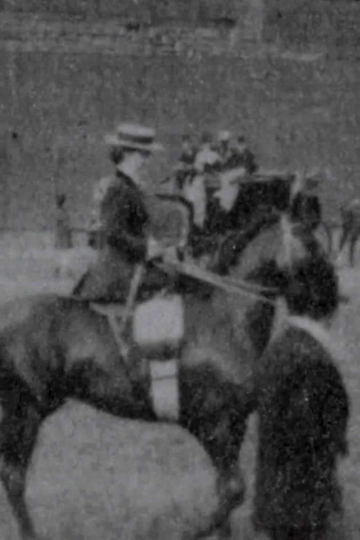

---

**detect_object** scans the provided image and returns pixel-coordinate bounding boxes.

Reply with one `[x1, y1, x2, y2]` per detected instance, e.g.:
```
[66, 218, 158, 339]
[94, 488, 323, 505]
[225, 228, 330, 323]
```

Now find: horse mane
[242, 259, 288, 356]
[216, 210, 280, 275]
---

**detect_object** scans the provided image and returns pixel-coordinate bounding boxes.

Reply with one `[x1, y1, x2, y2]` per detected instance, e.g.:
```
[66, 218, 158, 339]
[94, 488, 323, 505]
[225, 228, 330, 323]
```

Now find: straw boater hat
[104, 123, 164, 152]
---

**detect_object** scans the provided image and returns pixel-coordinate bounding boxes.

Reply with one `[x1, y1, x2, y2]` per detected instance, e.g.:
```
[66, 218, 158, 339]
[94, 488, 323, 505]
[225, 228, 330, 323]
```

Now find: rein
[156, 210, 284, 305]
[156, 259, 277, 305]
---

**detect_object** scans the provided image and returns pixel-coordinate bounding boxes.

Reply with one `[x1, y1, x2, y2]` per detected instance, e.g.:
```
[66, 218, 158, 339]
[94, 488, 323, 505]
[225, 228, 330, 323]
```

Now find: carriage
[167, 167, 331, 266]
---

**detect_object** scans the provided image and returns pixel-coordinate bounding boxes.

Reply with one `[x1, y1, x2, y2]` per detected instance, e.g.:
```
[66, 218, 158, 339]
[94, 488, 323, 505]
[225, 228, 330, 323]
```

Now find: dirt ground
[0, 244, 359, 539]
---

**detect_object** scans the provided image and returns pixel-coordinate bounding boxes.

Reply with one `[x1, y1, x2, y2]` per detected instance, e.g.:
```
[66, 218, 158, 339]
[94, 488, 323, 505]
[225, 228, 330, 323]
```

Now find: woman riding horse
[74, 123, 170, 303]
[0, 200, 325, 540]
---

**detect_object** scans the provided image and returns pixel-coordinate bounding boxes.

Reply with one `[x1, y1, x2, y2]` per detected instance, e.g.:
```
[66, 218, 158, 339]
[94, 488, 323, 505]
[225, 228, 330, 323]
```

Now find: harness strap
[90, 264, 144, 359]
[90, 304, 129, 358]
[118, 263, 144, 334]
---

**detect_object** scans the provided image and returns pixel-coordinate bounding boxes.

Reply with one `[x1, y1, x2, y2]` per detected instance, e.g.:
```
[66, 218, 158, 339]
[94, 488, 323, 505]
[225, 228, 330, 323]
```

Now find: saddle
[90, 264, 184, 422]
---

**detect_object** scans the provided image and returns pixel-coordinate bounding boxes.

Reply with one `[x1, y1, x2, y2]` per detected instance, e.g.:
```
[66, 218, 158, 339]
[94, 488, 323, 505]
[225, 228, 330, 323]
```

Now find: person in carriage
[197, 163, 325, 276]
[183, 134, 262, 266]
[210, 158, 248, 233]
[193, 131, 222, 174]
[179, 133, 197, 166]
[228, 134, 258, 176]
[181, 134, 224, 265]
[204, 132, 260, 239]
[172, 134, 197, 194]
[179, 132, 217, 210]
[216, 130, 232, 162]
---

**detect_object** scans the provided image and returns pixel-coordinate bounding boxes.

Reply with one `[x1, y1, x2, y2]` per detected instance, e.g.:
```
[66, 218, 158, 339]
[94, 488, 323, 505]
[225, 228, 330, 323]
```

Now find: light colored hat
[195, 147, 221, 172]
[218, 130, 231, 142]
[104, 123, 164, 152]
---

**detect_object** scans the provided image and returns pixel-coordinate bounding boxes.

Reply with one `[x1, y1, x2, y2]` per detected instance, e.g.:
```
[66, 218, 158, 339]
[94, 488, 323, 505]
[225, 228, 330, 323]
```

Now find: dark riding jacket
[73, 171, 181, 302]
[73, 171, 154, 302]
[101, 171, 149, 263]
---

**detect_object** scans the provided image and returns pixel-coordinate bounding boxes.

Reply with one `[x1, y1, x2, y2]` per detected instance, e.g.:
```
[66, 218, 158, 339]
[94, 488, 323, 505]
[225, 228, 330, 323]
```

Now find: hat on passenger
[218, 130, 231, 142]
[105, 123, 164, 152]
[194, 147, 221, 173]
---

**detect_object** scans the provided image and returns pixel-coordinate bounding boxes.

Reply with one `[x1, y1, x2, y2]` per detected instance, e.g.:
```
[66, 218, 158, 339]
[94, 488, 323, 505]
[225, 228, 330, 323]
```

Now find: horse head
[213, 206, 328, 360]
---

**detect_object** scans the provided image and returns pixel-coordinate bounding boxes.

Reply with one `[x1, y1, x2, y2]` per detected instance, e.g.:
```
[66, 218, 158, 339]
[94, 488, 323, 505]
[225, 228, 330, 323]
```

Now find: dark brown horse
[0, 212, 308, 540]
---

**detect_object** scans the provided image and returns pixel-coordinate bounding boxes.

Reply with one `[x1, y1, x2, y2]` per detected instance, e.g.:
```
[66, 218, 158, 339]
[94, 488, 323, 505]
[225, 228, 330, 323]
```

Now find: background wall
[0, 0, 359, 230]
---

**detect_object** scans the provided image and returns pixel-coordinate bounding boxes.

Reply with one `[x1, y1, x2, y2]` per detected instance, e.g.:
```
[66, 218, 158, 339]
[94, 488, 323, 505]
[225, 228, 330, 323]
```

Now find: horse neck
[220, 212, 280, 277]
[182, 287, 260, 383]
[222, 215, 288, 356]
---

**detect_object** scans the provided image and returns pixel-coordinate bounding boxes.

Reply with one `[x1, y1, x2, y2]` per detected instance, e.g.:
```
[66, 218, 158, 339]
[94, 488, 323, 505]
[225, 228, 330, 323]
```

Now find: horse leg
[180, 366, 251, 537]
[0, 460, 35, 540]
[68, 358, 157, 422]
[0, 406, 42, 540]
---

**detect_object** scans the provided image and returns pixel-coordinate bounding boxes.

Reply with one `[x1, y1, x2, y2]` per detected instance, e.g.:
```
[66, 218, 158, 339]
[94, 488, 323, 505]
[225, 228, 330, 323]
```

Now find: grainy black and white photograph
[0, 1, 360, 539]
